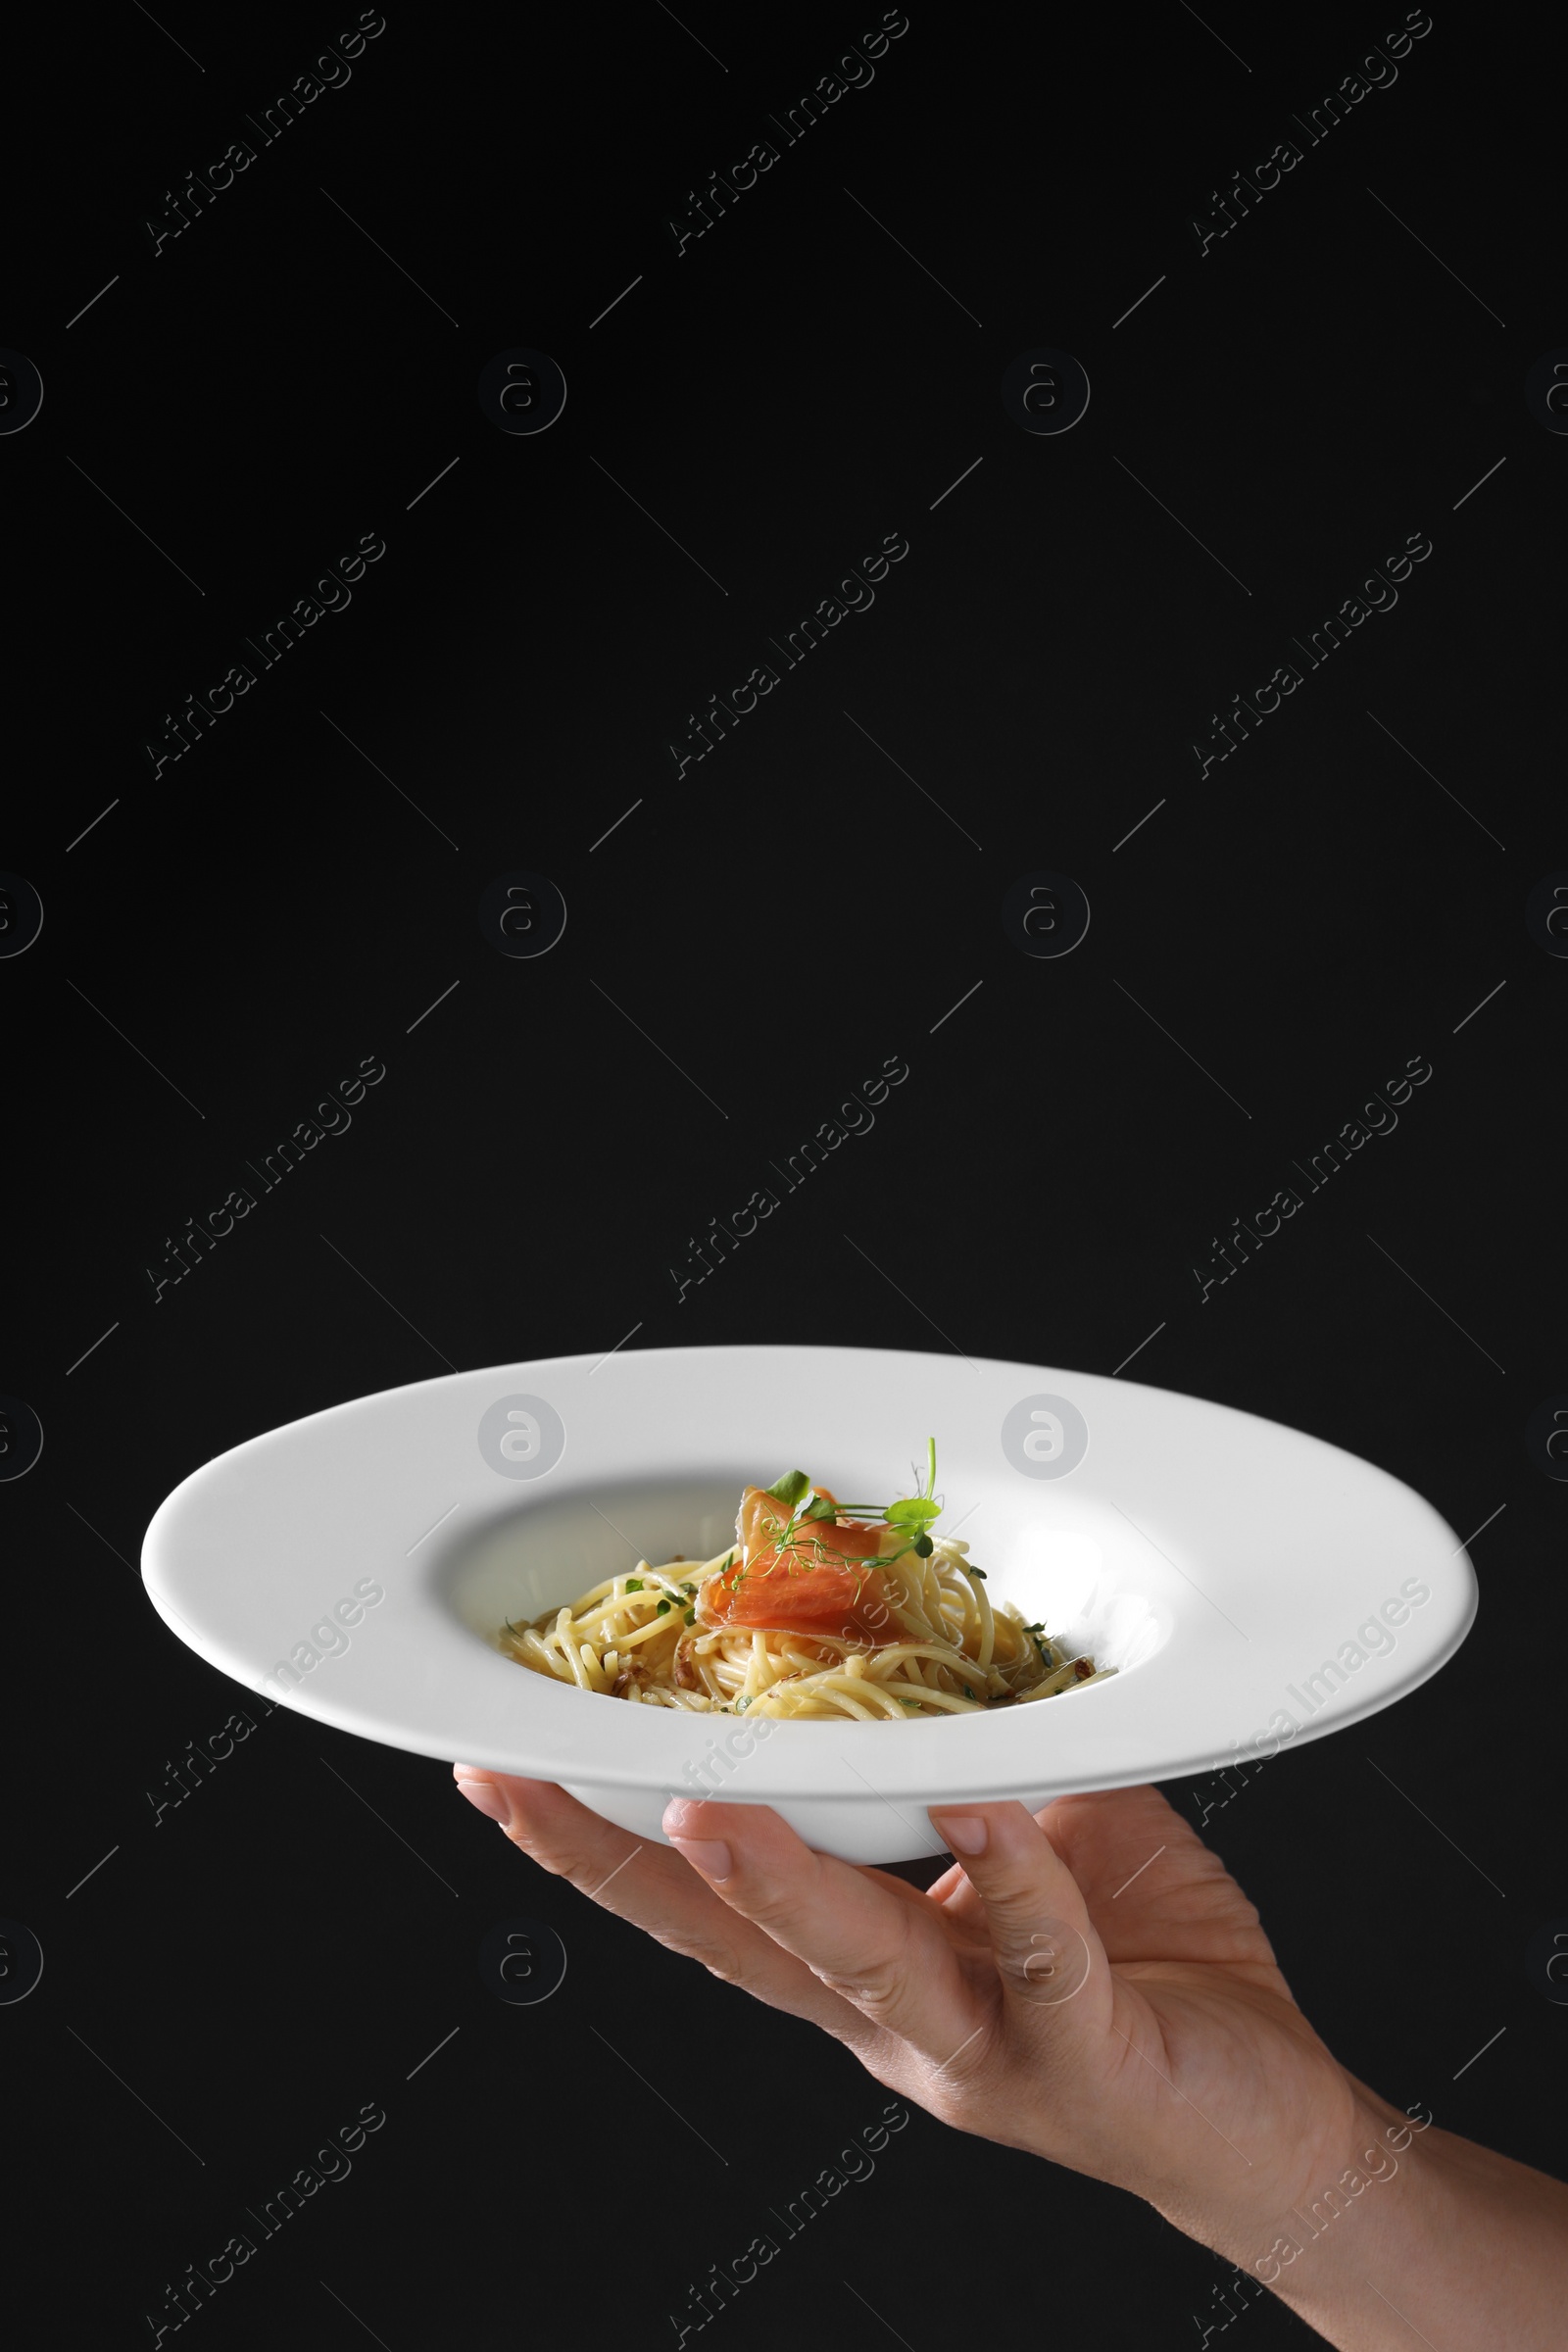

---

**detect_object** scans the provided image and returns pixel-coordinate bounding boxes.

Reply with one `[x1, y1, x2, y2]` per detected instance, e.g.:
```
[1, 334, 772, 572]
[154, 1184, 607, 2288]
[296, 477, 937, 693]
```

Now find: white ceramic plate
[140, 1346, 1477, 1862]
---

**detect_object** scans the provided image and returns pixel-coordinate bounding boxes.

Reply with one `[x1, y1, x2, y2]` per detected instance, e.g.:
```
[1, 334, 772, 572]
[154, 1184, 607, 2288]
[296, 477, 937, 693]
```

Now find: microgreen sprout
[748, 1442, 946, 1586]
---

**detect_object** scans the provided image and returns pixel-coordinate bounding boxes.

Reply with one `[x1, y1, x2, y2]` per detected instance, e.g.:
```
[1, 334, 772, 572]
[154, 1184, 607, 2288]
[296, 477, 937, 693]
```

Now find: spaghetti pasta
[497, 1455, 1114, 1720]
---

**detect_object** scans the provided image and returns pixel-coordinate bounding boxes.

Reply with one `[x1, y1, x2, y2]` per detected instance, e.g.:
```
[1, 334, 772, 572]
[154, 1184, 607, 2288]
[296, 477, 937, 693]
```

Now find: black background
[5, 2, 1564, 2345]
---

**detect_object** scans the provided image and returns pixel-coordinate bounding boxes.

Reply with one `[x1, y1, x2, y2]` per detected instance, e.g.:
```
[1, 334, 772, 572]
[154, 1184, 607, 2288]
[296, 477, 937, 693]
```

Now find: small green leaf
[885, 1495, 942, 1526]
[656, 1599, 671, 1616]
[765, 1469, 811, 1506]
[962, 1687, 977, 1701]
[802, 1495, 837, 1522]
[968, 1565, 987, 1580]
[897, 1695, 921, 1707]
[683, 1607, 697, 1626]
[912, 1534, 934, 1558]
[624, 1577, 644, 1592]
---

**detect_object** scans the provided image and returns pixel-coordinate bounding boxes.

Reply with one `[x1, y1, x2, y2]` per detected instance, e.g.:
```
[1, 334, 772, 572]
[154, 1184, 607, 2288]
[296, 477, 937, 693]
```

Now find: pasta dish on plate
[498, 1446, 1112, 1721]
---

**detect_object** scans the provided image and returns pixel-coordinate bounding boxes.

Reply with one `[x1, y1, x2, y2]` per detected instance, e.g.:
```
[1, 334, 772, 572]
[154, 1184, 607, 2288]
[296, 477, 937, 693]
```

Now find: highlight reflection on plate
[141, 1346, 1476, 1862]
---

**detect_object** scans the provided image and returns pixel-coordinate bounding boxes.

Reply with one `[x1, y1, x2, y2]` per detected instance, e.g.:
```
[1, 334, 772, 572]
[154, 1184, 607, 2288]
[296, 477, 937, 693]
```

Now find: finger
[916, 1815, 1068, 1935]
[451, 1767, 876, 2041]
[926, 1800, 1111, 2056]
[455, 1764, 678, 1899]
[662, 1795, 985, 2063]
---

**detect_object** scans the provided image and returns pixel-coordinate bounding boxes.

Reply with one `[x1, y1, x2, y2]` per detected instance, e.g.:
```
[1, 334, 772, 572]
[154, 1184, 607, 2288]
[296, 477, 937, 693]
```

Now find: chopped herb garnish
[656, 1599, 671, 1616]
[962, 1687, 977, 1701]
[683, 1607, 697, 1626]
[625, 1578, 644, 1592]
[967, 1565, 987, 1580]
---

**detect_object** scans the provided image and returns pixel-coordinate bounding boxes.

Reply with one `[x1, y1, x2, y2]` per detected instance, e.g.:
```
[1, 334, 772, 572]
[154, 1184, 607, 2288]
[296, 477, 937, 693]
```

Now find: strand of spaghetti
[566, 1608, 620, 1665]
[538, 1621, 570, 1669]
[1008, 1662, 1119, 1698]
[746, 1630, 774, 1698]
[887, 1559, 937, 1642]
[614, 1614, 689, 1651]
[811, 1675, 909, 1719]
[873, 1681, 982, 1713]
[1023, 1655, 1097, 1697]
[514, 1632, 567, 1680]
[788, 1677, 883, 1719]
[573, 1595, 645, 1631]
[959, 1560, 997, 1672]
[696, 1655, 728, 1701]
[862, 1642, 988, 1677]
[556, 1609, 595, 1690]
[760, 1679, 878, 1720]
[562, 1576, 621, 1611]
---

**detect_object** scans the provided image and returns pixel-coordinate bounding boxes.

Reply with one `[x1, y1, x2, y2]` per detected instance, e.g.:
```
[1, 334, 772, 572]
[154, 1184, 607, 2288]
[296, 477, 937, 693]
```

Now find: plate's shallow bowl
[141, 1346, 1477, 1861]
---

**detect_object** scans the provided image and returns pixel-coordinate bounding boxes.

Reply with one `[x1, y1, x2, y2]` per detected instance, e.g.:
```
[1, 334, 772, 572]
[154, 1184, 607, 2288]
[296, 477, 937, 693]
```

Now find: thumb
[928, 1800, 1110, 2038]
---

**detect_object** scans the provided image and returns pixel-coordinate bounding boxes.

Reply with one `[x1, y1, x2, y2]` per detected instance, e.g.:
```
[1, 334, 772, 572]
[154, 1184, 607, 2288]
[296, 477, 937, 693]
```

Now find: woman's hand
[449, 1771, 1370, 2257]
[453, 1770, 1568, 2347]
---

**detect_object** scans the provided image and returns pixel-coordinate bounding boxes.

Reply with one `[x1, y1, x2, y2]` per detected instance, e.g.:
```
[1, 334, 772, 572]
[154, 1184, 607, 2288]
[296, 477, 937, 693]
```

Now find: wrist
[1148, 2074, 1442, 2300]
[1236, 2087, 1445, 2296]
[1178, 2083, 1568, 2352]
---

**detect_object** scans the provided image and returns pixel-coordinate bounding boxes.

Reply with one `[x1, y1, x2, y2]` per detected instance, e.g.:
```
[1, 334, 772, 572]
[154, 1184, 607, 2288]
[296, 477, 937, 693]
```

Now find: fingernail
[668, 1836, 733, 1883]
[455, 1776, 510, 1825]
[938, 1815, 988, 1855]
